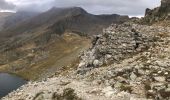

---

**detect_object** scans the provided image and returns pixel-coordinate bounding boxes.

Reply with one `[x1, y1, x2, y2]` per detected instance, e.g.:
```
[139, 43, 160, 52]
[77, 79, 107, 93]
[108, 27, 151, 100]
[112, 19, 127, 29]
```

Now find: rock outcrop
[143, 0, 170, 24]
[77, 22, 168, 74]
[76, 22, 170, 99]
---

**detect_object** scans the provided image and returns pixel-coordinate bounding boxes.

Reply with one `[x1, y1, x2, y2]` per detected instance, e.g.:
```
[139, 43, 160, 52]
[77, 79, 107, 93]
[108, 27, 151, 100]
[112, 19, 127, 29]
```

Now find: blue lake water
[0, 73, 27, 98]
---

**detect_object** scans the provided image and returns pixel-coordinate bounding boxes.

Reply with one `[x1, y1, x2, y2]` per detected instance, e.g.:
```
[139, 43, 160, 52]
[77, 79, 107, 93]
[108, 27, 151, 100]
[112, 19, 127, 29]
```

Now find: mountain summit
[49, 7, 88, 15]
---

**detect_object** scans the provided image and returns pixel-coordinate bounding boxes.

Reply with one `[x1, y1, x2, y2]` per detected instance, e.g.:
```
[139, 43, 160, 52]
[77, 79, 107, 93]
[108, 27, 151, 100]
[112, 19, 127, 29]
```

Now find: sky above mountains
[1, 0, 161, 17]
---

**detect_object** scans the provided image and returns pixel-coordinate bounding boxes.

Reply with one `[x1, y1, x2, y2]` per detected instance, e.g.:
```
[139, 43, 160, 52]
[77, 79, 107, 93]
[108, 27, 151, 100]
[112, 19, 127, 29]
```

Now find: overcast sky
[1, 0, 161, 17]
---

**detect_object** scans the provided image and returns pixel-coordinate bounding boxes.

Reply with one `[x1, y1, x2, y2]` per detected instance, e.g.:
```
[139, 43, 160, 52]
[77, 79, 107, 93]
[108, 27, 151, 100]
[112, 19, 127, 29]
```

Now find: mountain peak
[70, 7, 87, 13]
[48, 7, 87, 15]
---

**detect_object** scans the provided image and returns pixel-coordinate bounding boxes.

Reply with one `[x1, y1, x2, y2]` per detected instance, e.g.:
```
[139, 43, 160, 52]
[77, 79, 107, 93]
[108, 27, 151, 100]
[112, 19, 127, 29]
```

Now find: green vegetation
[0, 33, 91, 80]
[52, 88, 82, 100]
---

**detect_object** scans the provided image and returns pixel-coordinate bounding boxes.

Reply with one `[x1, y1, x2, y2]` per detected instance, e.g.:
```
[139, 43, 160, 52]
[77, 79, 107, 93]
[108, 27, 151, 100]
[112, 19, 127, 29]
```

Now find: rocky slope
[2, 22, 170, 100]
[77, 22, 170, 100]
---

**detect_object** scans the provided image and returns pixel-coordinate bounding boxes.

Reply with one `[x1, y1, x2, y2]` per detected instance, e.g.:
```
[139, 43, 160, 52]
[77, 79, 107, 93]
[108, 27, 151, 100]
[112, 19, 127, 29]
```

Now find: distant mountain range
[0, 7, 129, 37]
[3, 11, 39, 30]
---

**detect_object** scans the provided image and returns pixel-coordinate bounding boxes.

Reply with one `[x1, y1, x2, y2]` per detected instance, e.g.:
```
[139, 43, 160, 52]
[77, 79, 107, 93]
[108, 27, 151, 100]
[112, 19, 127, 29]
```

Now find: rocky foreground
[2, 22, 170, 100]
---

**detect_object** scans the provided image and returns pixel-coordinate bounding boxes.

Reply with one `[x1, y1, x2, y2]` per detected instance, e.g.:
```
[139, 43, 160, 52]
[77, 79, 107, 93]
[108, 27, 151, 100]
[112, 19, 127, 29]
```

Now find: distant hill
[3, 11, 39, 30]
[0, 12, 13, 31]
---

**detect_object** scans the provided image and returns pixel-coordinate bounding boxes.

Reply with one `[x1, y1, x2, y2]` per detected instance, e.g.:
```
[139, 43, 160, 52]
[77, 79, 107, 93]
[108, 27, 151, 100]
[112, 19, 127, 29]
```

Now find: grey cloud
[10, 0, 161, 16]
[15, 0, 54, 12]
[50, 0, 161, 16]
[0, 0, 16, 10]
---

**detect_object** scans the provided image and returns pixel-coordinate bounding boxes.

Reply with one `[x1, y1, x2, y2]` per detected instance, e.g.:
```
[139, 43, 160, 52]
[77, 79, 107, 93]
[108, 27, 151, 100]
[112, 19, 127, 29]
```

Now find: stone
[165, 88, 170, 92]
[154, 76, 166, 82]
[158, 71, 162, 74]
[122, 43, 127, 47]
[138, 69, 145, 75]
[164, 72, 168, 75]
[105, 54, 112, 59]
[151, 83, 166, 91]
[93, 59, 100, 67]
[114, 82, 122, 89]
[148, 90, 154, 93]
[130, 72, 137, 81]
[102, 86, 116, 97]
[78, 62, 86, 68]
[151, 83, 164, 88]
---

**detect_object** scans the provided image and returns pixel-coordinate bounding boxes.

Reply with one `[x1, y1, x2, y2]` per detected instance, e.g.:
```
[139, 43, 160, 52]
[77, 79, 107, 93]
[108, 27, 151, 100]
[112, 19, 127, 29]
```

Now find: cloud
[5, 0, 161, 16]
[0, 0, 16, 10]
[50, 0, 161, 16]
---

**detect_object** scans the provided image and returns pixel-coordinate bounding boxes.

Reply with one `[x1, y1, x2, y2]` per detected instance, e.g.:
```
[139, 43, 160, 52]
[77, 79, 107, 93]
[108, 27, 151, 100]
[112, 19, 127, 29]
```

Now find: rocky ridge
[77, 22, 168, 74]
[142, 0, 170, 24]
[2, 22, 170, 100]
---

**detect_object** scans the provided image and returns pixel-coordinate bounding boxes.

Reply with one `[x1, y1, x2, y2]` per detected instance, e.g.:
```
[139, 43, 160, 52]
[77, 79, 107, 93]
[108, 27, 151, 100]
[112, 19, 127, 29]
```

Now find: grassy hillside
[0, 32, 91, 80]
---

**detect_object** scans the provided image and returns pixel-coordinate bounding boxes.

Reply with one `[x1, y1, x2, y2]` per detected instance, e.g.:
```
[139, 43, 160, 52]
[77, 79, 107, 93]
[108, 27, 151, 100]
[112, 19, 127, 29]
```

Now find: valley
[1, 0, 170, 100]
